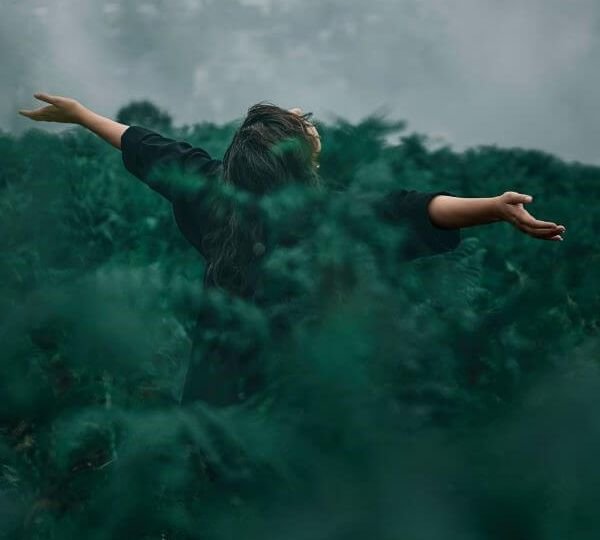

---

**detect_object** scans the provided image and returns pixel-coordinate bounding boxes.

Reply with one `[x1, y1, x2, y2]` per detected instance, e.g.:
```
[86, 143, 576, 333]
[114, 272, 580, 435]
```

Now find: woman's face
[288, 107, 321, 156]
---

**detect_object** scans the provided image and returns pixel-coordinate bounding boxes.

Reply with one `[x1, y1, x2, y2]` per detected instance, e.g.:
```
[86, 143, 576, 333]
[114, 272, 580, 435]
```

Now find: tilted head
[222, 102, 322, 194]
[203, 103, 322, 296]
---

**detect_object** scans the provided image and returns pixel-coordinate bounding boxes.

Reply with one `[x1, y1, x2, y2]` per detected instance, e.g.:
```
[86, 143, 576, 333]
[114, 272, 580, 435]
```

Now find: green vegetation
[1, 103, 599, 539]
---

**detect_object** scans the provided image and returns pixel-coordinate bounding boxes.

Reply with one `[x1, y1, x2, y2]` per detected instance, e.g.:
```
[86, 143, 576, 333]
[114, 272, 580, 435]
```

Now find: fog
[4, 0, 599, 164]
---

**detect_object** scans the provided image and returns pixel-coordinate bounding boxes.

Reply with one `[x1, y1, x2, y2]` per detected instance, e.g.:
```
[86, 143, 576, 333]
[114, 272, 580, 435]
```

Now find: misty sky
[3, 0, 599, 165]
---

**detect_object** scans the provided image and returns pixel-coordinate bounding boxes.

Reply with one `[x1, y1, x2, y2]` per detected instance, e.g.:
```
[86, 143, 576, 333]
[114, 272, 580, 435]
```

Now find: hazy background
[3, 0, 599, 165]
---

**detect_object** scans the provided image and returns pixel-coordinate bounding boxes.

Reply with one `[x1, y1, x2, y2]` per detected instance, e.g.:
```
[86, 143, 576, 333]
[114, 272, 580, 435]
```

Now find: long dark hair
[201, 102, 322, 297]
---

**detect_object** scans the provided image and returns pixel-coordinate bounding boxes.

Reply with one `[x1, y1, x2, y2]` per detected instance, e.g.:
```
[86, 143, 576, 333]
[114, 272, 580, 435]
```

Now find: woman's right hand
[18, 93, 84, 124]
[495, 191, 566, 241]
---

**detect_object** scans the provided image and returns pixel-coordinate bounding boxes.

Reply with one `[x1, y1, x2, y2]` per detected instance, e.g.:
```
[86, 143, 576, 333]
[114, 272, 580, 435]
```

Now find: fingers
[505, 192, 567, 239]
[17, 106, 48, 121]
[18, 108, 43, 120]
[524, 229, 563, 241]
[504, 191, 533, 205]
[34, 92, 58, 105]
[513, 209, 566, 238]
[518, 223, 565, 241]
[521, 214, 559, 229]
[537, 233, 563, 241]
[517, 208, 562, 230]
[519, 223, 560, 234]
[18, 93, 58, 121]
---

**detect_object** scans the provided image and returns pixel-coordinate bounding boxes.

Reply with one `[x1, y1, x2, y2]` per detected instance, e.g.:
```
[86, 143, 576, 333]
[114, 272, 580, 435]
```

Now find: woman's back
[120, 119, 461, 406]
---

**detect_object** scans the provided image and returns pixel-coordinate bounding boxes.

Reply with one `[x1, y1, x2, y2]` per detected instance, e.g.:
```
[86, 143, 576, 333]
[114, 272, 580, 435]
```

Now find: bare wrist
[74, 104, 90, 125]
[491, 196, 505, 222]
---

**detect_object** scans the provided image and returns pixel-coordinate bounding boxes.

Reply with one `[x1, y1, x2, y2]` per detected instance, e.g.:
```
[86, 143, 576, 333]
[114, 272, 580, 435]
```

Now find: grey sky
[4, 0, 599, 165]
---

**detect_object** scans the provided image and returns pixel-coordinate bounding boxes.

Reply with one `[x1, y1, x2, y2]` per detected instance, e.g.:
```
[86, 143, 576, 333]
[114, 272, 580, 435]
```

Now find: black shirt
[121, 125, 461, 265]
[121, 125, 462, 406]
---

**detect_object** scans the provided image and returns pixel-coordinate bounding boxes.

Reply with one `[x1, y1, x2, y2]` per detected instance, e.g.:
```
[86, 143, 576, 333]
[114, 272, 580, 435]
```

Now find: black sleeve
[121, 125, 221, 203]
[373, 189, 461, 260]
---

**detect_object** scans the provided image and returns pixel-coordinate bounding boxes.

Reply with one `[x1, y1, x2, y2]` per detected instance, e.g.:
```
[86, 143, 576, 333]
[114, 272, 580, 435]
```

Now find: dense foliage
[1, 104, 599, 539]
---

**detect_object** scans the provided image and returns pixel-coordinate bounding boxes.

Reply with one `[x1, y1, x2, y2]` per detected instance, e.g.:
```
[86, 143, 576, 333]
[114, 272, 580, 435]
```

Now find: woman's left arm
[19, 92, 128, 149]
[78, 106, 128, 150]
[19, 92, 220, 203]
[428, 192, 566, 241]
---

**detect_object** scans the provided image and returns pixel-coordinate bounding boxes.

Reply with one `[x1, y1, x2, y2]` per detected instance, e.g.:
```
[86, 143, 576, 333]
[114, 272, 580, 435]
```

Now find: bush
[1, 111, 598, 539]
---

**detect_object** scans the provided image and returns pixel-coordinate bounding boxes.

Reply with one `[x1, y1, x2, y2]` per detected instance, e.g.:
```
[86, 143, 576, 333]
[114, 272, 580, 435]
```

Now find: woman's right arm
[428, 191, 566, 240]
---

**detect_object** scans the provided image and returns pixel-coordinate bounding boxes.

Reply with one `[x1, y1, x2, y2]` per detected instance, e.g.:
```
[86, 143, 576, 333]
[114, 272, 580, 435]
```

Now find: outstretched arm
[19, 93, 128, 149]
[78, 106, 128, 150]
[428, 192, 566, 241]
[18, 92, 220, 203]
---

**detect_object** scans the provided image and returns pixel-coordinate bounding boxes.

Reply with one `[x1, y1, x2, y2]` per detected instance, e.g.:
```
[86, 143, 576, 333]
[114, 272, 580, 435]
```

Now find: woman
[18, 93, 566, 405]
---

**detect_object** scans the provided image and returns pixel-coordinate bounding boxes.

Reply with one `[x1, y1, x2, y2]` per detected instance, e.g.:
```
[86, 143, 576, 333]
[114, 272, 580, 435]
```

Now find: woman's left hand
[18, 93, 84, 124]
[495, 191, 566, 241]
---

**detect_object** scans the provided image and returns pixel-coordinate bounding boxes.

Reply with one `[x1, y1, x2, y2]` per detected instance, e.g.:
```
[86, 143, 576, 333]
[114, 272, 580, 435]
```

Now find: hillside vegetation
[1, 103, 599, 539]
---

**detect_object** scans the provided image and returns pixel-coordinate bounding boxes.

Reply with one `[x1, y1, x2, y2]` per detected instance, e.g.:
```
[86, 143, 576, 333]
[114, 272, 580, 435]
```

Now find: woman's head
[222, 102, 322, 194]
[203, 102, 322, 296]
